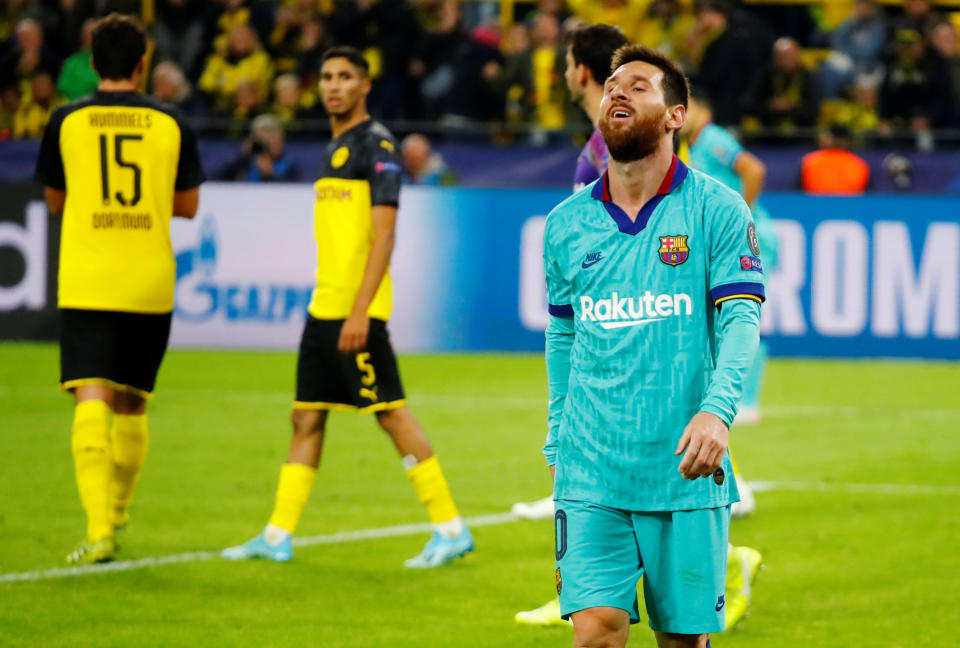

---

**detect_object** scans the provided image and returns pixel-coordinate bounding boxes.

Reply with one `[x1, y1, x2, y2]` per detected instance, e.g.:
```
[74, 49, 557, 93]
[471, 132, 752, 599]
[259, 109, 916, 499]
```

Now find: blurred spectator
[155, 0, 210, 80]
[820, 75, 880, 133]
[437, 22, 504, 122]
[637, 0, 697, 65]
[13, 72, 61, 138]
[743, 37, 817, 131]
[878, 28, 952, 136]
[152, 61, 206, 117]
[223, 77, 266, 136]
[198, 24, 274, 113]
[271, 72, 321, 131]
[268, 0, 316, 75]
[567, 0, 644, 42]
[890, 0, 942, 41]
[0, 85, 21, 139]
[818, 0, 886, 98]
[219, 113, 300, 181]
[929, 20, 960, 127]
[330, 0, 422, 120]
[56, 18, 98, 101]
[294, 15, 331, 86]
[401, 133, 457, 185]
[690, 0, 774, 126]
[801, 125, 870, 194]
[0, 18, 61, 98]
[499, 12, 568, 131]
[51, 0, 97, 57]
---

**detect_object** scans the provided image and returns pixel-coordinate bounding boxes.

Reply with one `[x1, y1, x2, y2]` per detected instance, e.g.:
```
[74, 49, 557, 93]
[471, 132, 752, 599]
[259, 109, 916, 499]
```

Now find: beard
[599, 108, 667, 163]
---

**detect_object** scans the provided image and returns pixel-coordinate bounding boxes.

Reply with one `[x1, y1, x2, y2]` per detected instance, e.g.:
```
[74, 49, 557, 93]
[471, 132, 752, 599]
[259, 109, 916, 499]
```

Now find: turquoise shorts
[554, 499, 730, 634]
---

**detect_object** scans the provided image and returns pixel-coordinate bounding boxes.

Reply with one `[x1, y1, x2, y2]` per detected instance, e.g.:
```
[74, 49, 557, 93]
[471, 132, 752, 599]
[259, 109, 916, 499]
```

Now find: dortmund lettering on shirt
[543, 157, 765, 511]
[309, 119, 403, 321]
[34, 91, 204, 313]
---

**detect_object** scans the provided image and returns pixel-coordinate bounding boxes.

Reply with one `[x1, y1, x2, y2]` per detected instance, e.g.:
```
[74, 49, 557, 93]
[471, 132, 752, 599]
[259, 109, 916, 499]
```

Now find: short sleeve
[174, 116, 205, 190]
[707, 192, 765, 307]
[34, 107, 66, 189]
[368, 137, 403, 206]
[708, 126, 743, 171]
[544, 215, 574, 318]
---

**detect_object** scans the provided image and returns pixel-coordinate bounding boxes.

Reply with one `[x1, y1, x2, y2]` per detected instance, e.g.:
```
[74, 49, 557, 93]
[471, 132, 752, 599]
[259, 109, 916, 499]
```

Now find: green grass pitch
[0, 343, 958, 647]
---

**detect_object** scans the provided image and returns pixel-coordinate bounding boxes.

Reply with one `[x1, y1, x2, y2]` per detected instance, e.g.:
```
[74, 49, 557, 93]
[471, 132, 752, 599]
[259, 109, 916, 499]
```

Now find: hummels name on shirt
[88, 111, 152, 128]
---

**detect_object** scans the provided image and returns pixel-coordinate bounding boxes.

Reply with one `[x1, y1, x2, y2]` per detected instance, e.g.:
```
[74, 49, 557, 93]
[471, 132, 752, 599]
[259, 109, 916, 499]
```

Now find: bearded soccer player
[515, 27, 763, 632]
[34, 14, 204, 565]
[223, 46, 472, 567]
[543, 45, 763, 647]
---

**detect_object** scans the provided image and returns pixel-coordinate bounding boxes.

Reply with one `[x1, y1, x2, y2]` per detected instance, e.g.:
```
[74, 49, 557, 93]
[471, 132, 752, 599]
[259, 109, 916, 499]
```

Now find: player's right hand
[675, 411, 729, 480]
[338, 314, 369, 353]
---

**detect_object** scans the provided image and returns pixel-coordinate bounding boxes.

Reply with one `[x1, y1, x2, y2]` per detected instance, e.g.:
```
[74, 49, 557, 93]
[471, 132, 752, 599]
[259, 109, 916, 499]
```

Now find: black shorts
[59, 308, 172, 398]
[295, 317, 406, 412]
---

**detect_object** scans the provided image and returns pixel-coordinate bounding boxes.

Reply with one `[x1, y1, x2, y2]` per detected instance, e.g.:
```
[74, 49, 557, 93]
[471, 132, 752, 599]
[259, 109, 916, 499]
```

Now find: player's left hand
[338, 314, 370, 353]
[675, 411, 729, 480]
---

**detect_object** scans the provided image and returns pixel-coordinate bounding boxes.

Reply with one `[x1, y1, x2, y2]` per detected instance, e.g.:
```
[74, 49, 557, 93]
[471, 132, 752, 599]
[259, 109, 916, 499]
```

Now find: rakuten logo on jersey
[580, 292, 693, 330]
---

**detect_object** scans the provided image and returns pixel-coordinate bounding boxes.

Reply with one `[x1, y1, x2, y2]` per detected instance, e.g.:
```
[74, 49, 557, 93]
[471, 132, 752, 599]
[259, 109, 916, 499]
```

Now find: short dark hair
[321, 46, 369, 76]
[91, 14, 146, 80]
[610, 44, 690, 108]
[565, 24, 629, 86]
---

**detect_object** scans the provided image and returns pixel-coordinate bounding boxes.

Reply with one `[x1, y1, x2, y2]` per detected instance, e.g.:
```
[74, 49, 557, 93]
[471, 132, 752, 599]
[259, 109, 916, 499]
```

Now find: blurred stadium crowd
[1, 0, 959, 145]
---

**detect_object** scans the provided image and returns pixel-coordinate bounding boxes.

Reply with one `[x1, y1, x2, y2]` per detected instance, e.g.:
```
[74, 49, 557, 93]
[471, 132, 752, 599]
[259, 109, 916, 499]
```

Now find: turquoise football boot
[221, 533, 293, 562]
[404, 527, 474, 568]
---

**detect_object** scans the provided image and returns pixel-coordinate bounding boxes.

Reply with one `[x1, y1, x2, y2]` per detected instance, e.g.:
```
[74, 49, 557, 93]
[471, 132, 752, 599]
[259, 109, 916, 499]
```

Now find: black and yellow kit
[309, 119, 403, 321]
[297, 119, 406, 411]
[35, 91, 204, 396]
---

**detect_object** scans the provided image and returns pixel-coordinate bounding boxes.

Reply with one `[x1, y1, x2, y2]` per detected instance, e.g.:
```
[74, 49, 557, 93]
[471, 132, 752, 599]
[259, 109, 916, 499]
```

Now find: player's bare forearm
[44, 187, 65, 214]
[675, 411, 729, 480]
[734, 151, 766, 209]
[173, 188, 199, 219]
[339, 205, 396, 353]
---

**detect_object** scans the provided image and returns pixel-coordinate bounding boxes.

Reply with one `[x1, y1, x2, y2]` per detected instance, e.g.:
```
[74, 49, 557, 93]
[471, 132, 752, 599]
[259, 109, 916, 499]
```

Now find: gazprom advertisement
[2, 182, 956, 358]
[164, 184, 960, 358]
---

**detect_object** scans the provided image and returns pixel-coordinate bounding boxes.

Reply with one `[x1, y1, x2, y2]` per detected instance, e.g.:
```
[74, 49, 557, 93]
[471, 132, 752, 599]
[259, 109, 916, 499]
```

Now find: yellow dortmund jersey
[35, 91, 205, 313]
[308, 119, 403, 322]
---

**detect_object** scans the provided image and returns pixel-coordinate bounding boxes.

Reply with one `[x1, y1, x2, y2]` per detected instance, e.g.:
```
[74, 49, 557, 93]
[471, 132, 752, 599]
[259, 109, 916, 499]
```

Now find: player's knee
[290, 409, 325, 436]
[572, 608, 630, 648]
[654, 632, 709, 648]
[374, 406, 410, 432]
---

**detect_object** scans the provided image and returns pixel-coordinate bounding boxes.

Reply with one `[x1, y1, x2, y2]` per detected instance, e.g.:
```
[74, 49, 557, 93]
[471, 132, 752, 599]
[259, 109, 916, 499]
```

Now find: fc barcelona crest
[659, 235, 689, 266]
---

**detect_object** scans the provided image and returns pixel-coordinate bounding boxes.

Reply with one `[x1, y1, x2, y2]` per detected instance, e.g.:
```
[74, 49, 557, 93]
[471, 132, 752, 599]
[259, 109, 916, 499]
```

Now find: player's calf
[571, 607, 630, 648]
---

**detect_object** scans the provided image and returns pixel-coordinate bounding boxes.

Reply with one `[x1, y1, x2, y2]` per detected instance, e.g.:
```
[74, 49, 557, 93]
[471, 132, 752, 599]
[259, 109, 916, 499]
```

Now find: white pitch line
[0, 512, 518, 585]
[749, 480, 960, 496]
[4, 481, 960, 585]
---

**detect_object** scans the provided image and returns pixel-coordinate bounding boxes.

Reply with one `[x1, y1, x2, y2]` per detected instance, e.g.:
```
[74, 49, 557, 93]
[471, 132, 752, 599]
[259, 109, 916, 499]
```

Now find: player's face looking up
[599, 61, 685, 162]
[319, 57, 370, 118]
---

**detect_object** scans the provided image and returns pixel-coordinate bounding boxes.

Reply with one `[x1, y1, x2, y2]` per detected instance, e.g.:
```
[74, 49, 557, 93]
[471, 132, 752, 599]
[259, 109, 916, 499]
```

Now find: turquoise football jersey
[543, 157, 764, 511]
[689, 123, 778, 266]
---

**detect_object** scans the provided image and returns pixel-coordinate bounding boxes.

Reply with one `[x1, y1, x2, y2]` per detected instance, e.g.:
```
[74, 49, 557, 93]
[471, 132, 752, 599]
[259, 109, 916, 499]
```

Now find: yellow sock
[405, 455, 460, 526]
[111, 413, 149, 527]
[267, 463, 317, 534]
[72, 400, 113, 543]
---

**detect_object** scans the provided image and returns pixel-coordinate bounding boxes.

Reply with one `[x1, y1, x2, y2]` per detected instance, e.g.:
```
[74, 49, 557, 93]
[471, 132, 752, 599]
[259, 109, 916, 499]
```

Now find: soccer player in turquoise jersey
[683, 90, 779, 434]
[543, 45, 763, 648]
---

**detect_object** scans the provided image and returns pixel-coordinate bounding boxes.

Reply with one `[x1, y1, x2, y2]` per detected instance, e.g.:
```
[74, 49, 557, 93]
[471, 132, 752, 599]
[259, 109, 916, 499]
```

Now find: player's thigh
[350, 319, 405, 408]
[294, 317, 354, 407]
[115, 310, 171, 404]
[634, 507, 729, 635]
[555, 499, 643, 624]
